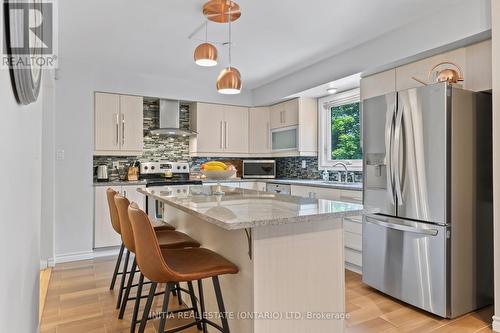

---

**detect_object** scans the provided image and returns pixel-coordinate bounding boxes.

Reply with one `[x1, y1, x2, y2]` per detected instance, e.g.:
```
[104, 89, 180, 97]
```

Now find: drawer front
[344, 218, 363, 235]
[344, 231, 362, 251]
[340, 190, 363, 203]
[345, 248, 362, 267]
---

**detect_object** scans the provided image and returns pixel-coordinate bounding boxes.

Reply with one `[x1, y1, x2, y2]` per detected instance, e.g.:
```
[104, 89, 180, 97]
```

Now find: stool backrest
[128, 203, 176, 283]
[106, 188, 121, 234]
[114, 194, 136, 253]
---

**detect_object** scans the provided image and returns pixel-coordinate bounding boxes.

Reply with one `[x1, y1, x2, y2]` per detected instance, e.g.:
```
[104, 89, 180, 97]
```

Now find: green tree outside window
[331, 102, 362, 160]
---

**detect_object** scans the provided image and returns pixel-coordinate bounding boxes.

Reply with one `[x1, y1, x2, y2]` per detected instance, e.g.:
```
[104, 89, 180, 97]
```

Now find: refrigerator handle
[385, 104, 396, 205]
[364, 215, 438, 236]
[394, 103, 404, 206]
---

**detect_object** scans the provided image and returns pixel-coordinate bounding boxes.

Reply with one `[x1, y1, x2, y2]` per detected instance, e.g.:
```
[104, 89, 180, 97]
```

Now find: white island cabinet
[139, 185, 373, 333]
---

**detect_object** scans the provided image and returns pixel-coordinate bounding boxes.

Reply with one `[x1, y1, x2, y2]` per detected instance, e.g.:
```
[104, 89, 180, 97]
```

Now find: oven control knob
[144, 166, 148, 170]
[182, 166, 187, 170]
[151, 166, 155, 170]
[177, 166, 181, 170]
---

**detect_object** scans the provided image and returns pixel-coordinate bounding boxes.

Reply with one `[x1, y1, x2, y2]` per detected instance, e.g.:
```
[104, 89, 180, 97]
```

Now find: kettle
[97, 165, 109, 182]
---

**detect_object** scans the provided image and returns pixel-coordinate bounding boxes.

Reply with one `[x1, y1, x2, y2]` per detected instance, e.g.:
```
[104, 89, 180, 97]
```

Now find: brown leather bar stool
[128, 202, 239, 333]
[106, 189, 176, 306]
[114, 194, 201, 332]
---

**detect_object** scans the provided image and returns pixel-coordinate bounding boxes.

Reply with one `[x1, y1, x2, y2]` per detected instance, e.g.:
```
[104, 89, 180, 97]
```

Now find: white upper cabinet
[222, 105, 249, 154]
[94, 92, 144, 156]
[190, 103, 249, 156]
[361, 41, 492, 100]
[249, 107, 271, 154]
[94, 93, 120, 152]
[190, 103, 225, 154]
[270, 98, 299, 129]
[360, 70, 396, 100]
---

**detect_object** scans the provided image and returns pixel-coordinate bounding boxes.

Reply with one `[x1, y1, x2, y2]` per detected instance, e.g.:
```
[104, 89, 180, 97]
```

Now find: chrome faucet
[332, 162, 349, 183]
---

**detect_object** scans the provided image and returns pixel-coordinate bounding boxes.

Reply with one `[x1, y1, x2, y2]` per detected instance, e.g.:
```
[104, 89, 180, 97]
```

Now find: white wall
[491, 0, 500, 331]
[253, 0, 492, 105]
[41, 71, 56, 267]
[0, 16, 43, 333]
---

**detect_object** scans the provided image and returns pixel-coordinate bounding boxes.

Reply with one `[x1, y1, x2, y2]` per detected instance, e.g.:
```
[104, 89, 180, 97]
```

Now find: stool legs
[197, 280, 208, 333]
[110, 243, 125, 290]
[158, 283, 173, 333]
[119, 256, 137, 319]
[130, 273, 144, 333]
[138, 282, 158, 333]
[213, 276, 230, 333]
[187, 281, 203, 331]
[116, 249, 130, 309]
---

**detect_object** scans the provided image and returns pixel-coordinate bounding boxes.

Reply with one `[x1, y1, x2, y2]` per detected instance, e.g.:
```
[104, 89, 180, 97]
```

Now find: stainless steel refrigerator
[362, 82, 493, 318]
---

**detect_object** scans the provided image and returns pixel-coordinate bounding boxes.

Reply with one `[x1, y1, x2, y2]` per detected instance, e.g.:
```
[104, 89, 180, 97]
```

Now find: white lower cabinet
[94, 185, 145, 249]
[239, 181, 267, 191]
[291, 184, 364, 273]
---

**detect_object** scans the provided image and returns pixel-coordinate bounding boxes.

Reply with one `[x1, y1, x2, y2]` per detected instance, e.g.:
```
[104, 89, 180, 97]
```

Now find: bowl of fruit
[200, 161, 237, 180]
[200, 161, 237, 195]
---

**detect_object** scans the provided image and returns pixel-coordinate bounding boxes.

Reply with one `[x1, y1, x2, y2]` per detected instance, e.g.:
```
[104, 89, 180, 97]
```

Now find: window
[318, 88, 362, 170]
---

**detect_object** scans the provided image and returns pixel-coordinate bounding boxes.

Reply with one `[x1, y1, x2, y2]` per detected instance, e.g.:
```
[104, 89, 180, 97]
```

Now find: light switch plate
[56, 150, 65, 161]
[301, 160, 307, 168]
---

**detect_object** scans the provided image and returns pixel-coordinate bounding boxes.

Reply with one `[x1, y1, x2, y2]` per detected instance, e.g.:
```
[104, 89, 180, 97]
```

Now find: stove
[140, 161, 202, 187]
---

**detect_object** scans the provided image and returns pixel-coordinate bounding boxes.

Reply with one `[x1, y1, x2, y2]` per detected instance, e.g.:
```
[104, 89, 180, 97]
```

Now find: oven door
[242, 160, 276, 179]
[362, 214, 449, 317]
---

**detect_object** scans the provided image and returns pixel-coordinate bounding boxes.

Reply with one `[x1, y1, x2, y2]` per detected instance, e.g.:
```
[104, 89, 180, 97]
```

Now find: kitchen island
[138, 185, 373, 333]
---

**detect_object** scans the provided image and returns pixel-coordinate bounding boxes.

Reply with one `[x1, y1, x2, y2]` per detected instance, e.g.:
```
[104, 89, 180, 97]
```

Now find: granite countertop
[93, 178, 363, 191]
[93, 180, 147, 187]
[138, 186, 375, 230]
[201, 178, 363, 191]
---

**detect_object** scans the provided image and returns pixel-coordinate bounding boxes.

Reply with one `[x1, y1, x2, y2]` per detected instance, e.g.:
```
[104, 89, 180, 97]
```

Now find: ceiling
[61, 0, 466, 92]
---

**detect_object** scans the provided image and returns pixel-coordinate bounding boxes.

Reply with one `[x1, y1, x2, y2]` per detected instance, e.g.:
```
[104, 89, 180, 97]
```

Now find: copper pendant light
[194, 22, 218, 67]
[216, 5, 242, 94]
[217, 67, 242, 94]
[203, 0, 241, 23]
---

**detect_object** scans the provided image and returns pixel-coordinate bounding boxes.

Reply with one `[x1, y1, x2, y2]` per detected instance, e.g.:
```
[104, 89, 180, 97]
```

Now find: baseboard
[492, 315, 500, 332]
[345, 262, 362, 275]
[50, 246, 121, 265]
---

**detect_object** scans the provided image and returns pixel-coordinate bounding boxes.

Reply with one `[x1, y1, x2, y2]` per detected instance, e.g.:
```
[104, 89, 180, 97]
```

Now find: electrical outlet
[301, 160, 307, 168]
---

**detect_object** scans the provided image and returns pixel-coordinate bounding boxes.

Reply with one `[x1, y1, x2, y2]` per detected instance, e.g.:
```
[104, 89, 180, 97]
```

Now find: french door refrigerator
[362, 82, 493, 318]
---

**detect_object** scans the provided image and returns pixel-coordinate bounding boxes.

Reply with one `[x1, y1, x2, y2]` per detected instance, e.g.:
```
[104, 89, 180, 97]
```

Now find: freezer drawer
[362, 214, 449, 317]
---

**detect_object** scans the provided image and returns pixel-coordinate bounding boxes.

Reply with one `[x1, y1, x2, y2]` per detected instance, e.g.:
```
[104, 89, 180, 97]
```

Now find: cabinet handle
[123, 190, 127, 197]
[121, 114, 125, 146]
[266, 122, 270, 149]
[280, 111, 283, 123]
[115, 113, 119, 146]
[224, 121, 228, 149]
[220, 121, 223, 149]
[282, 111, 286, 123]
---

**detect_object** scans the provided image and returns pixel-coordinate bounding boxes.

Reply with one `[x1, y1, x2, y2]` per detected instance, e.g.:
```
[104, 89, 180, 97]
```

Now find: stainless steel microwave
[242, 160, 276, 179]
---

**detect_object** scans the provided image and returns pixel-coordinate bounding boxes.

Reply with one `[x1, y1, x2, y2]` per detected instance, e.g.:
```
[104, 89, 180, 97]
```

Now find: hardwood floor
[41, 256, 494, 333]
[40, 268, 53, 322]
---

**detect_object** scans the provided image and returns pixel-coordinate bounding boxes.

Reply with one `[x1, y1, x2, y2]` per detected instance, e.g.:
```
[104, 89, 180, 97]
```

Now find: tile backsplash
[93, 100, 362, 181]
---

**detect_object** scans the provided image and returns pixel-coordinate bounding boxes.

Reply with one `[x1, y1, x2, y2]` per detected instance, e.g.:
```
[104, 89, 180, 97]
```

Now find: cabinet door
[249, 107, 271, 154]
[194, 103, 225, 153]
[314, 187, 341, 200]
[94, 186, 122, 248]
[120, 95, 144, 153]
[270, 103, 285, 129]
[223, 106, 249, 153]
[121, 185, 146, 209]
[94, 93, 120, 152]
[239, 182, 256, 190]
[360, 70, 396, 100]
[283, 99, 299, 127]
[291, 185, 315, 198]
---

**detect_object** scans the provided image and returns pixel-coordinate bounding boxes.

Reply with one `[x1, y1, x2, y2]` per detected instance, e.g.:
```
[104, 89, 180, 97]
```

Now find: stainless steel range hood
[150, 99, 197, 136]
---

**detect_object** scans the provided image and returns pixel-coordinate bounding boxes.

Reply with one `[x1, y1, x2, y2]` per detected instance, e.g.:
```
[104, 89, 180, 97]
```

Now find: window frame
[318, 88, 362, 171]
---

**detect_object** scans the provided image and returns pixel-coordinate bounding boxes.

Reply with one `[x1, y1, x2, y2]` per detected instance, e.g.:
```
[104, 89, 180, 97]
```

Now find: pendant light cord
[228, 6, 232, 68]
